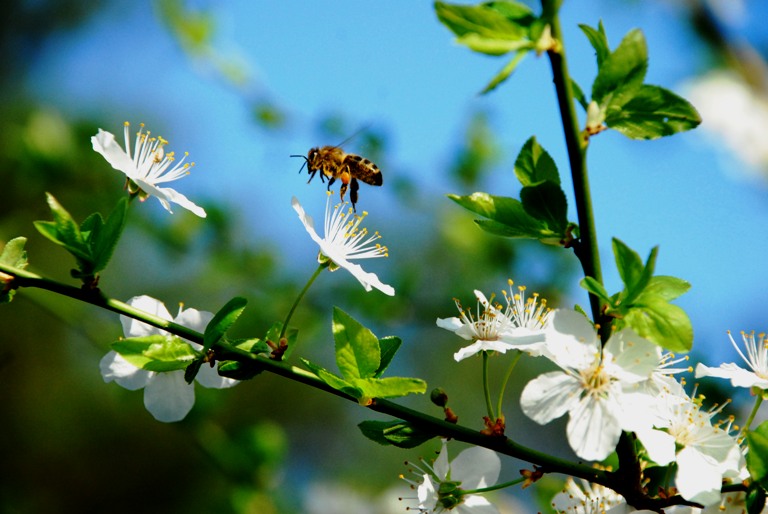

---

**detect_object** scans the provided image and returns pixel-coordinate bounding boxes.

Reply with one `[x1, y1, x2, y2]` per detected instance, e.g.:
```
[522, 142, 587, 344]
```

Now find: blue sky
[24, 0, 768, 366]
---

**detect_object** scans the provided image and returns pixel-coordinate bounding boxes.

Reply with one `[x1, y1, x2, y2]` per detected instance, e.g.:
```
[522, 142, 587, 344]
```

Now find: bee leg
[350, 178, 359, 212]
[306, 169, 317, 184]
[326, 176, 336, 191]
[339, 182, 348, 203]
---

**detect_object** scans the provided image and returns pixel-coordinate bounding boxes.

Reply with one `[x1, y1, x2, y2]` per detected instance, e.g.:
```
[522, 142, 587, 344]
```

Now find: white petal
[330, 256, 395, 296]
[434, 439, 450, 480]
[153, 183, 207, 218]
[454, 340, 513, 362]
[634, 427, 676, 465]
[99, 350, 151, 390]
[695, 362, 768, 389]
[437, 316, 469, 336]
[292, 197, 325, 248]
[603, 328, 661, 382]
[544, 309, 599, 369]
[457, 495, 500, 514]
[91, 129, 138, 179]
[520, 371, 580, 424]
[675, 446, 725, 506]
[450, 446, 500, 490]
[566, 394, 623, 461]
[143, 372, 195, 422]
[120, 295, 172, 337]
[173, 307, 214, 334]
[196, 363, 238, 389]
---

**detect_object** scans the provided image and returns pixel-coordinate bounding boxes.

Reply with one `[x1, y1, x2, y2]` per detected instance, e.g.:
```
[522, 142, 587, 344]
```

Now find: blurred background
[1, 0, 768, 512]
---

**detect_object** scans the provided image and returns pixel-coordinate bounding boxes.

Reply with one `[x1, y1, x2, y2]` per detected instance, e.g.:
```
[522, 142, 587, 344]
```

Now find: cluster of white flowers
[437, 288, 757, 511]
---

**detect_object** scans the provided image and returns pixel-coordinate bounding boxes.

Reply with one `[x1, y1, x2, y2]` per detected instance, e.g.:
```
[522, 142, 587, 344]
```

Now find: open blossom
[695, 331, 768, 390]
[551, 478, 628, 514]
[100, 295, 236, 422]
[92, 122, 206, 217]
[520, 309, 661, 461]
[402, 439, 501, 514]
[437, 281, 550, 362]
[633, 394, 741, 506]
[292, 194, 394, 296]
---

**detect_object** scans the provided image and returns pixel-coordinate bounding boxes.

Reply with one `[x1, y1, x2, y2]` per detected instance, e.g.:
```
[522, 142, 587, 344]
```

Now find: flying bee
[292, 145, 383, 211]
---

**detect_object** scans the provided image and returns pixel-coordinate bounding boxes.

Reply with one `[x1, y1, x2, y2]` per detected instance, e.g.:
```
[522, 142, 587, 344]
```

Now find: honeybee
[292, 145, 383, 211]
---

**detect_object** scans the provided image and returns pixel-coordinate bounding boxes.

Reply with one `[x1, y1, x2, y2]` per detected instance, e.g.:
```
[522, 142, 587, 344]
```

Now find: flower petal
[143, 371, 195, 422]
[566, 394, 623, 461]
[196, 363, 238, 389]
[120, 295, 173, 337]
[99, 350, 151, 390]
[456, 495, 500, 514]
[544, 309, 599, 370]
[450, 446, 501, 490]
[173, 307, 214, 334]
[91, 129, 138, 179]
[695, 362, 768, 389]
[675, 446, 725, 506]
[454, 340, 513, 362]
[151, 183, 207, 218]
[520, 371, 580, 425]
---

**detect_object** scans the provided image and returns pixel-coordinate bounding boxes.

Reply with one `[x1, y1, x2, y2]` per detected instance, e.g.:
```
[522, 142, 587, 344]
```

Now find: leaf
[91, 197, 128, 273]
[332, 307, 381, 380]
[434, 1, 533, 56]
[375, 336, 402, 378]
[43, 193, 87, 253]
[592, 29, 647, 108]
[0, 237, 28, 269]
[202, 297, 248, 353]
[604, 84, 702, 140]
[636, 276, 691, 302]
[112, 335, 199, 372]
[623, 245, 658, 306]
[571, 79, 588, 111]
[480, 50, 528, 94]
[514, 137, 560, 186]
[358, 420, 435, 449]
[747, 421, 768, 490]
[301, 358, 363, 399]
[580, 276, 611, 303]
[612, 238, 644, 292]
[579, 21, 609, 68]
[353, 376, 427, 400]
[520, 182, 568, 233]
[217, 360, 264, 380]
[621, 298, 693, 353]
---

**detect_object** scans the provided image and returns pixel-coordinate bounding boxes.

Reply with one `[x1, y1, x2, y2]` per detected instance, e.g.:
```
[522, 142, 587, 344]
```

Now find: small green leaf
[203, 297, 248, 353]
[520, 182, 568, 232]
[636, 276, 691, 302]
[375, 336, 402, 378]
[621, 298, 693, 353]
[91, 197, 129, 273]
[301, 358, 363, 399]
[604, 85, 702, 140]
[579, 21, 610, 68]
[358, 420, 435, 448]
[623, 245, 658, 305]
[435, 1, 533, 56]
[747, 421, 768, 489]
[480, 50, 528, 94]
[112, 335, 199, 372]
[217, 360, 264, 380]
[571, 79, 588, 111]
[580, 276, 611, 303]
[333, 307, 381, 380]
[1, 237, 28, 269]
[612, 238, 644, 292]
[43, 193, 86, 251]
[353, 376, 427, 400]
[514, 137, 560, 186]
[592, 29, 647, 108]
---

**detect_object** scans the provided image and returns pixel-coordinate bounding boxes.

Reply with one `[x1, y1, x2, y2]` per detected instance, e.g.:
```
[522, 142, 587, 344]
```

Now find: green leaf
[353, 376, 427, 400]
[747, 421, 768, 489]
[480, 50, 528, 94]
[358, 420, 435, 449]
[580, 276, 611, 303]
[301, 358, 363, 399]
[375, 336, 402, 378]
[217, 360, 264, 381]
[624, 246, 658, 305]
[604, 85, 702, 140]
[90, 197, 129, 273]
[332, 307, 381, 380]
[1, 237, 28, 269]
[612, 238, 645, 292]
[514, 136, 560, 186]
[450, 193, 551, 238]
[579, 21, 609, 68]
[520, 182, 568, 232]
[571, 79, 588, 111]
[592, 29, 647, 108]
[203, 297, 248, 353]
[621, 298, 693, 353]
[112, 335, 199, 372]
[636, 276, 691, 302]
[434, 1, 533, 56]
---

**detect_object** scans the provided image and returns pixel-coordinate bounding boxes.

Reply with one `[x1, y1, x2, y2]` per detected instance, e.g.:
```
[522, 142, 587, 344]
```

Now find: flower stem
[496, 350, 522, 418]
[279, 263, 326, 340]
[742, 391, 764, 434]
[482, 351, 496, 420]
[545, 7, 604, 326]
